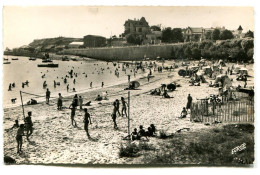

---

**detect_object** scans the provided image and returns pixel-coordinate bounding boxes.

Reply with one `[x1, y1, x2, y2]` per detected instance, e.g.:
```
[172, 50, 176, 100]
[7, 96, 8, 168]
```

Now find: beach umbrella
[130, 81, 140, 88]
[178, 69, 187, 76]
[238, 68, 248, 75]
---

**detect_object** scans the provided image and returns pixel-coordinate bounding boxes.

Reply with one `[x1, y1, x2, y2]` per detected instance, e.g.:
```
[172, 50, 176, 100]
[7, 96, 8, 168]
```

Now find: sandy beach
[3, 60, 254, 164]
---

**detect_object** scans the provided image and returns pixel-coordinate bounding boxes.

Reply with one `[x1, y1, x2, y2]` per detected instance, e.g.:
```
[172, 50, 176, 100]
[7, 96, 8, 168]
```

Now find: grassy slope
[119, 123, 254, 165]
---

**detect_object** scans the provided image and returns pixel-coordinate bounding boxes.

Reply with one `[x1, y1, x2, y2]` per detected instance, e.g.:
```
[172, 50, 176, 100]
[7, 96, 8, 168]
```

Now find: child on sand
[180, 107, 188, 118]
[16, 124, 25, 153]
[83, 108, 92, 137]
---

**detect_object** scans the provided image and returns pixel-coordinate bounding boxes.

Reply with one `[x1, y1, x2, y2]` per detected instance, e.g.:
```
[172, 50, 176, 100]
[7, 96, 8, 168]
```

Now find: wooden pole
[20, 91, 25, 120]
[127, 75, 131, 138]
[128, 91, 130, 137]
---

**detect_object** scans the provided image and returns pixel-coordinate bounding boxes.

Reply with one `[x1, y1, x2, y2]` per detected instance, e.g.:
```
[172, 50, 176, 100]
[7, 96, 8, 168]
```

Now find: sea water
[3, 56, 146, 108]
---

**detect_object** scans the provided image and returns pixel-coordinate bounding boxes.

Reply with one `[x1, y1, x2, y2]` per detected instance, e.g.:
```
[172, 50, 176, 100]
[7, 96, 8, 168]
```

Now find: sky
[3, 6, 254, 49]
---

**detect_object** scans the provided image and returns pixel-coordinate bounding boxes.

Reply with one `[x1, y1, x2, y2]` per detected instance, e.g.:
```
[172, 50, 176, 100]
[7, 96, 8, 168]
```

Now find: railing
[190, 92, 254, 123]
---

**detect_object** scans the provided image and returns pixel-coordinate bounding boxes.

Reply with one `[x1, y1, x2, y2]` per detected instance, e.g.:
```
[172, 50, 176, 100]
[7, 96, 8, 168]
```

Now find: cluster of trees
[171, 38, 254, 62]
[126, 34, 143, 45]
[206, 29, 234, 40]
[161, 27, 184, 43]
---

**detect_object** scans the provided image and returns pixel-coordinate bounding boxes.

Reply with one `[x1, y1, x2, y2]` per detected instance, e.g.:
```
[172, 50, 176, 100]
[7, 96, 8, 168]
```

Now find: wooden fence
[190, 96, 254, 123]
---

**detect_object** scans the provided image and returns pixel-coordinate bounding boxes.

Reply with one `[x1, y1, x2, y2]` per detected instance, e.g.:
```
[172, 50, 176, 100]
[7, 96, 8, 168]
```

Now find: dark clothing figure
[73, 95, 78, 106]
[112, 102, 118, 129]
[24, 112, 33, 140]
[84, 109, 92, 137]
[150, 124, 156, 135]
[115, 99, 121, 116]
[57, 93, 63, 110]
[131, 128, 140, 141]
[46, 89, 50, 104]
[186, 94, 193, 110]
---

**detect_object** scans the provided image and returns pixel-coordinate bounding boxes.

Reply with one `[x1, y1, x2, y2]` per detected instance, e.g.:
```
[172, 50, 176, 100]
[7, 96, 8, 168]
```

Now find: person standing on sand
[24, 111, 33, 140]
[46, 88, 50, 104]
[16, 124, 25, 154]
[112, 102, 118, 129]
[83, 108, 92, 137]
[115, 99, 121, 116]
[186, 94, 193, 111]
[57, 93, 63, 110]
[147, 75, 150, 82]
[67, 84, 69, 92]
[90, 82, 92, 88]
[69, 102, 77, 127]
[73, 94, 79, 107]
[79, 96, 83, 110]
[121, 97, 128, 117]
[102, 82, 104, 88]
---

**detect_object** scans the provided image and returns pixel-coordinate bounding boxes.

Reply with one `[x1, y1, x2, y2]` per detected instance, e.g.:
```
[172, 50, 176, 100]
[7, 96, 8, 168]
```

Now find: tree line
[170, 38, 254, 62]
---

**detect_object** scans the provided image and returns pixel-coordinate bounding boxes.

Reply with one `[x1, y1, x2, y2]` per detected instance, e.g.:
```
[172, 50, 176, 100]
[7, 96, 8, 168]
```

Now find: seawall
[62, 44, 182, 61]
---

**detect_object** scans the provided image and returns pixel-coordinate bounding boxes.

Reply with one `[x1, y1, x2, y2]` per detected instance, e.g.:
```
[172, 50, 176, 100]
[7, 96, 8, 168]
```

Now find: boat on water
[62, 56, 69, 61]
[12, 58, 19, 60]
[38, 63, 59, 68]
[29, 57, 36, 61]
[71, 57, 77, 61]
[3, 58, 8, 61]
[42, 59, 53, 63]
[3, 62, 11, 64]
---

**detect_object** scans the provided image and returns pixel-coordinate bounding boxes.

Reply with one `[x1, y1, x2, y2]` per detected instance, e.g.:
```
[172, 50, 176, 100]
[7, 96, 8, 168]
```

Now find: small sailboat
[29, 57, 36, 61]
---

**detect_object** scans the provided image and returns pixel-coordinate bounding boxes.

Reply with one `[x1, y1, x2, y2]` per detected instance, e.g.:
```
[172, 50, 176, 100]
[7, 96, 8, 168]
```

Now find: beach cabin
[68, 42, 84, 49]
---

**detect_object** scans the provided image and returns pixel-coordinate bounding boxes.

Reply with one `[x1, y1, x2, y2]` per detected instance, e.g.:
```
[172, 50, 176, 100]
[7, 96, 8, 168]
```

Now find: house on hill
[123, 17, 150, 39]
[183, 26, 226, 42]
[183, 27, 204, 42]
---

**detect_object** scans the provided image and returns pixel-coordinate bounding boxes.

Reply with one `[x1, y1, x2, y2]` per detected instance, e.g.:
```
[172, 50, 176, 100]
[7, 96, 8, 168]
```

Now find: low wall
[62, 44, 182, 61]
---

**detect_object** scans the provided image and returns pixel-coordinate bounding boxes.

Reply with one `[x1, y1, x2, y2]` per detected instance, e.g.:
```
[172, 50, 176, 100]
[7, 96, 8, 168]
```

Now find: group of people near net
[11, 76, 193, 154]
